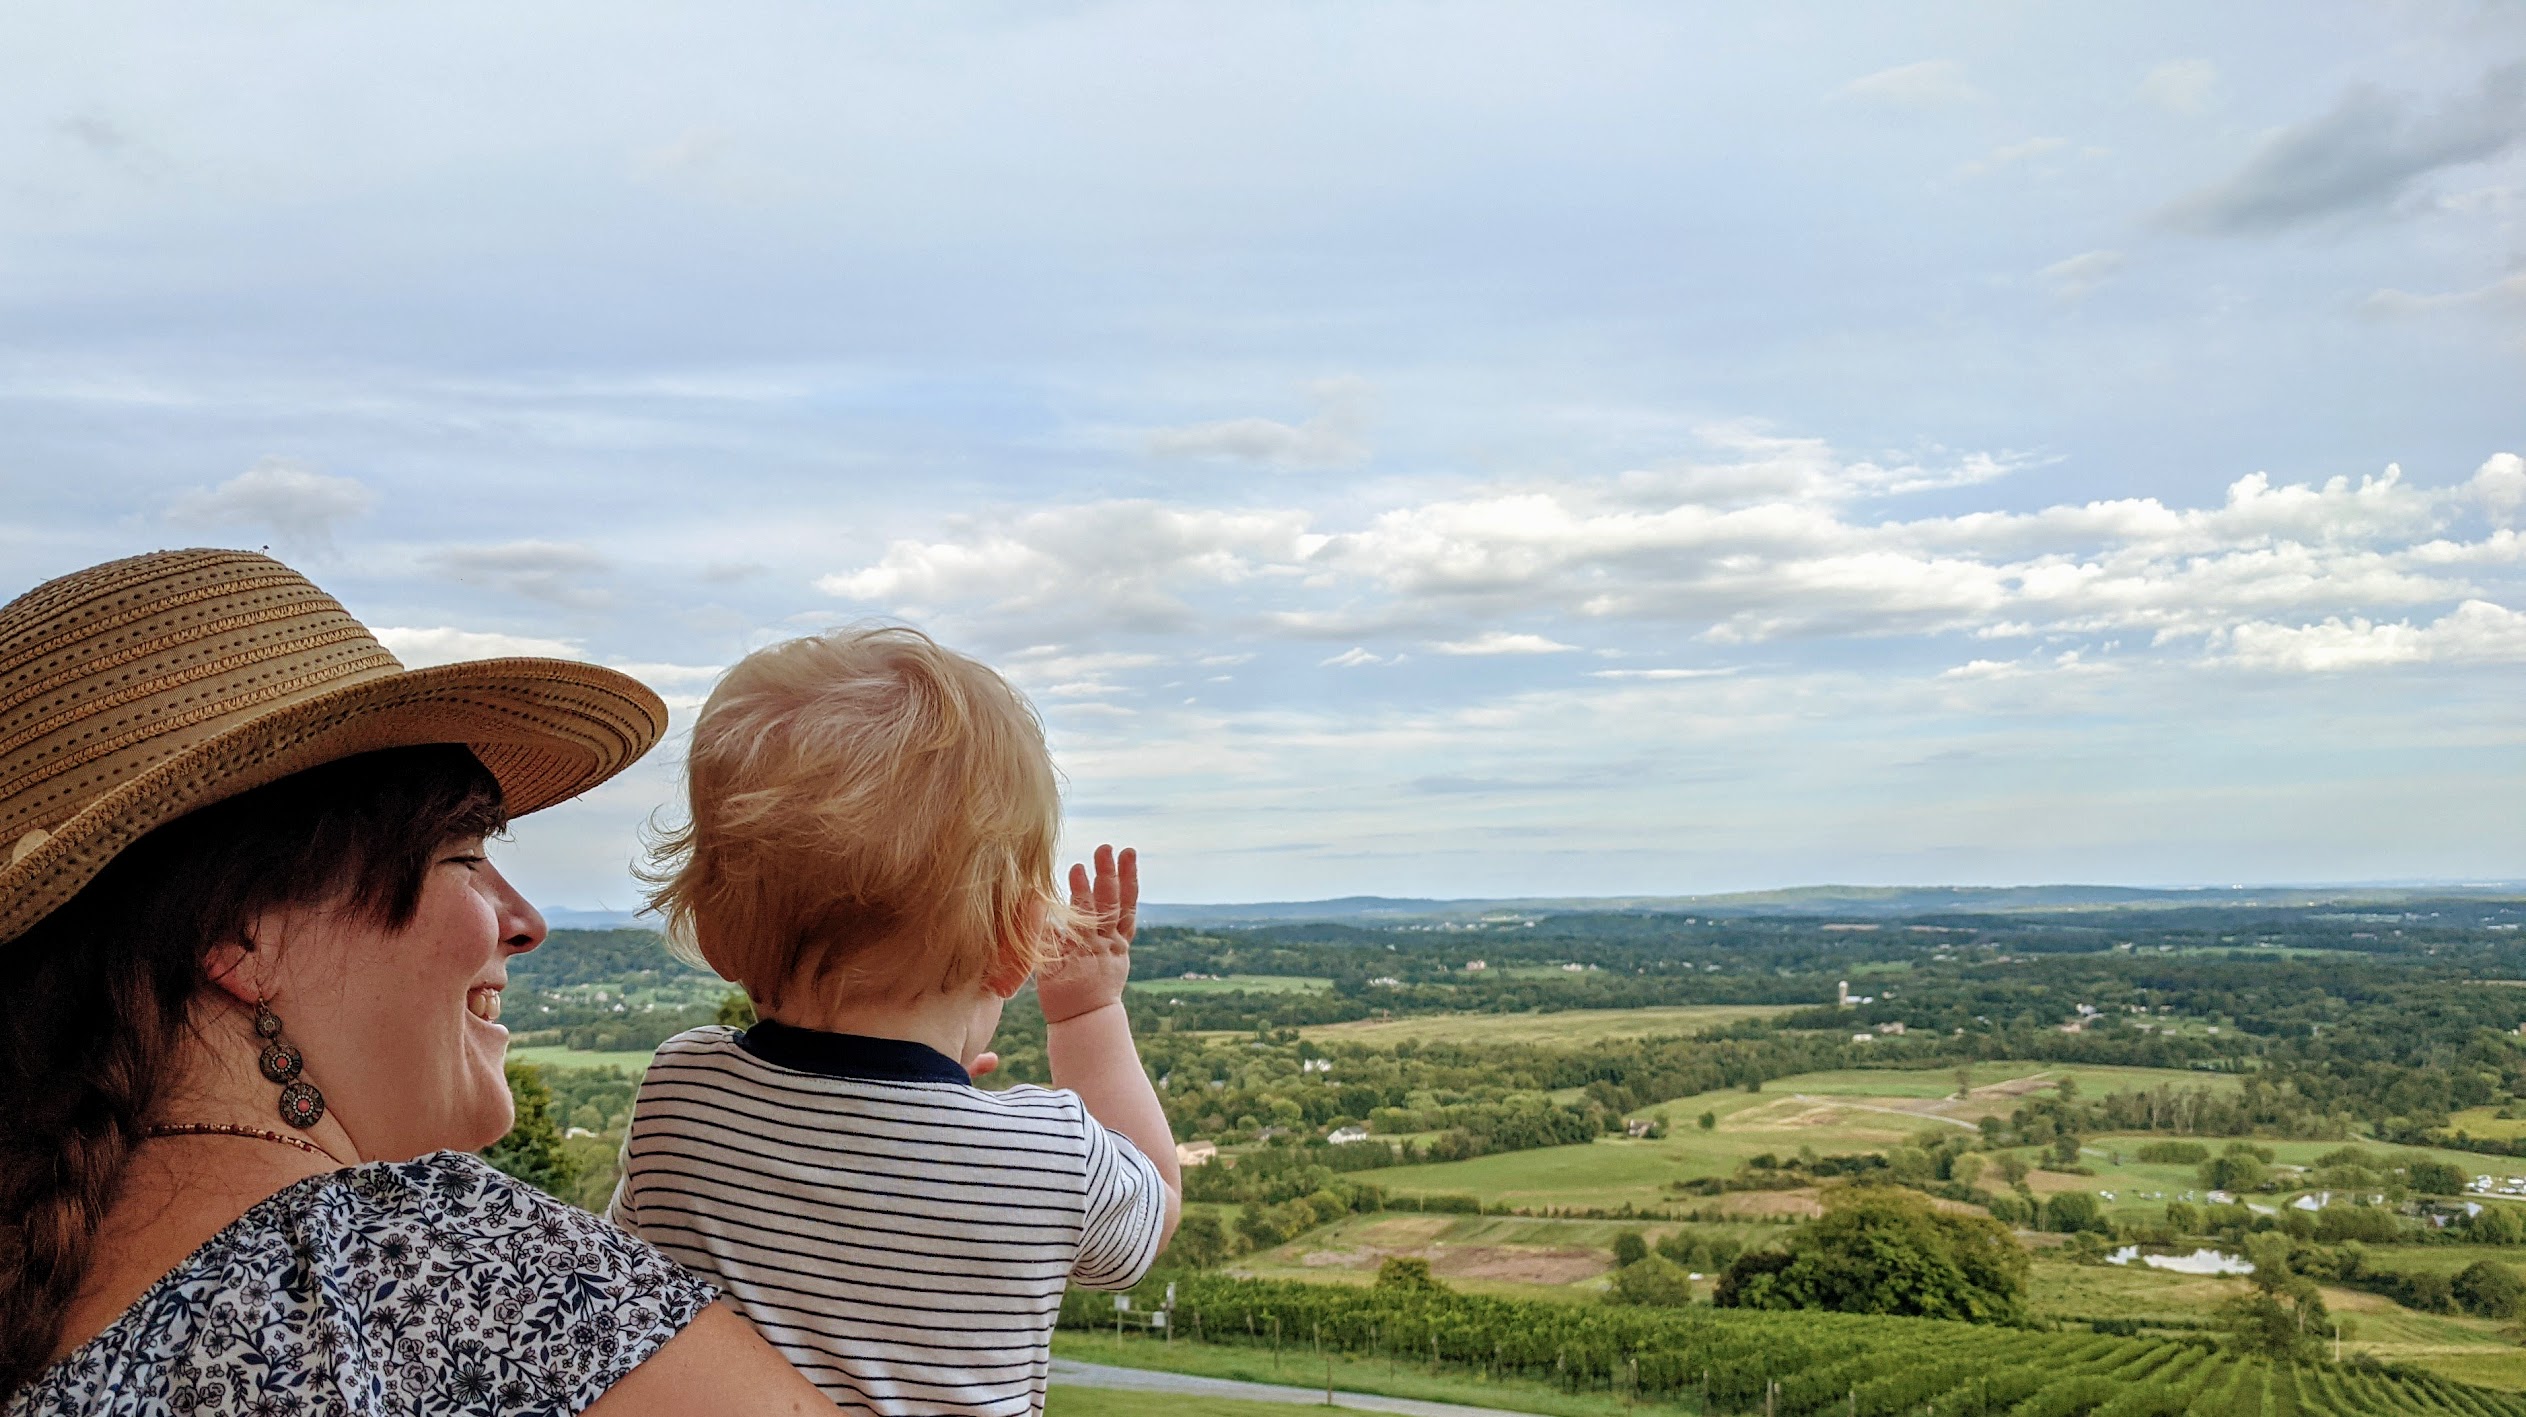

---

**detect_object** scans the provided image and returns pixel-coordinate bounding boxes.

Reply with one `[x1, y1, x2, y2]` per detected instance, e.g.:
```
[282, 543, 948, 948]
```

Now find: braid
[0, 743, 504, 1401]
[0, 938, 188, 1397]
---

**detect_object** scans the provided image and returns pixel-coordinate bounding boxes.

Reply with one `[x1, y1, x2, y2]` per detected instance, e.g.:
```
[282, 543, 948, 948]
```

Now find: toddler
[612, 626, 1179, 1416]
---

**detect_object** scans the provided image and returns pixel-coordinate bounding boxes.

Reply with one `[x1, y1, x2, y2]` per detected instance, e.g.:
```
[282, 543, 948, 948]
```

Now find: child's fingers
[967, 1051, 999, 1080]
[1068, 861, 1092, 912]
[1092, 843, 1122, 928]
[1117, 847, 1138, 938]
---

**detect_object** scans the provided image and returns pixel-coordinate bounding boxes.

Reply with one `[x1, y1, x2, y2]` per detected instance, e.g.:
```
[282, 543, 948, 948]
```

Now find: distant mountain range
[1135, 882, 2526, 927]
[544, 883, 2526, 934]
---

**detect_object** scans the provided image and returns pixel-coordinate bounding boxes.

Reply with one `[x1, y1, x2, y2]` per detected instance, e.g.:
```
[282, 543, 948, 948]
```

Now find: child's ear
[982, 932, 1033, 1000]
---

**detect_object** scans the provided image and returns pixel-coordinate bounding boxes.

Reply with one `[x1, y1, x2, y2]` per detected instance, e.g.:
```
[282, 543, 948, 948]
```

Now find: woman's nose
[485, 861, 548, 953]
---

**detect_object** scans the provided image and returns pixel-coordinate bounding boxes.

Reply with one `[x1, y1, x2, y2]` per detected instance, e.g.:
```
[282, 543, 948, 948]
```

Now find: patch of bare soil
[2022, 1168, 2095, 1196]
[1299, 1249, 1375, 1270]
[1427, 1245, 1605, 1286]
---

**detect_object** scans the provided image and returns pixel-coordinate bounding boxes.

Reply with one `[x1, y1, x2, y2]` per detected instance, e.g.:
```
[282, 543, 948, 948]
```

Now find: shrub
[1611, 1231, 1648, 1268]
[2454, 1259, 2526, 1319]
[2407, 1158, 2466, 1195]
[1604, 1253, 1697, 1308]
[1167, 1210, 1234, 1269]
[2136, 1141, 2208, 1165]
[1374, 1257, 1444, 1292]
[2042, 1191, 2110, 1235]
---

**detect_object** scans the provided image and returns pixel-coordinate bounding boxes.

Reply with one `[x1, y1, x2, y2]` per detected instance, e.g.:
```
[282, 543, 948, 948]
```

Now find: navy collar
[738, 1019, 973, 1085]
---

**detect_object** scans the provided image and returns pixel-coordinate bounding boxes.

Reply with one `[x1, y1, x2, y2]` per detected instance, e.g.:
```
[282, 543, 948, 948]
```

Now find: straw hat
[0, 548, 669, 945]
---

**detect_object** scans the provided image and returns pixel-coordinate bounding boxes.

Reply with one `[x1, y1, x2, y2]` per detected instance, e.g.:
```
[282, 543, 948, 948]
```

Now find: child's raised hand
[1036, 845, 1137, 1025]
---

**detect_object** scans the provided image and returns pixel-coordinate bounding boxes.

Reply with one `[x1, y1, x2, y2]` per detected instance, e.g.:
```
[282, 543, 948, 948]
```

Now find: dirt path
[1049, 1358, 1553, 1416]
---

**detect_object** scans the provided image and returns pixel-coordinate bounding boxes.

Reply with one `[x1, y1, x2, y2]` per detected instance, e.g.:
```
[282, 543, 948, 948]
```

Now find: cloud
[1840, 60, 1980, 110]
[2475, 453, 2526, 528]
[425, 540, 617, 609]
[1955, 136, 2068, 181]
[810, 429, 2524, 673]
[1612, 425, 2022, 510]
[374, 625, 585, 666]
[2139, 59, 2219, 116]
[1588, 667, 1737, 681]
[374, 628, 720, 708]
[2041, 250, 2126, 300]
[2224, 599, 2526, 671]
[1145, 377, 1373, 468]
[1321, 647, 1396, 667]
[2363, 270, 2526, 317]
[54, 114, 169, 178]
[166, 458, 376, 552]
[1430, 631, 1578, 656]
[999, 647, 1164, 700]
[2161, 62, 2526, 234]
[819, 502, 1317, 639]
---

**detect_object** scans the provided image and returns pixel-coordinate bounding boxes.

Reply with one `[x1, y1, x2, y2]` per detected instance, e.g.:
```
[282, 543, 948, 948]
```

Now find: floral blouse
[13, 1152, 716, 1416]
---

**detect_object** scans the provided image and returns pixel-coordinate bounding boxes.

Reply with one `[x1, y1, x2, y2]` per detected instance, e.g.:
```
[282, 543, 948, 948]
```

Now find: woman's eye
[446, 854, 488, 870]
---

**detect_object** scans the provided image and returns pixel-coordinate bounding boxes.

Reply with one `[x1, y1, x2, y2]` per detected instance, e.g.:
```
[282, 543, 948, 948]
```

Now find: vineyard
[1060, 1275, 2526, 1416]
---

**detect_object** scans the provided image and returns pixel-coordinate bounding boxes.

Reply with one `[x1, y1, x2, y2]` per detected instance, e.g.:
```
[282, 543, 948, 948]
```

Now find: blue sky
[4, 3, 2522, 907]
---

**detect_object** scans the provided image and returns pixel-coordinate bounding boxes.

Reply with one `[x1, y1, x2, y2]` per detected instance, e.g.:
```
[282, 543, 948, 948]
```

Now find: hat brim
[0, 658, 669, 945]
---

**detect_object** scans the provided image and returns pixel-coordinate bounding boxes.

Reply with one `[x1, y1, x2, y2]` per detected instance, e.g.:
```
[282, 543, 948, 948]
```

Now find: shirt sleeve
[398, 1156, 719, 1414]
[1068, 1106, 1168, 1290]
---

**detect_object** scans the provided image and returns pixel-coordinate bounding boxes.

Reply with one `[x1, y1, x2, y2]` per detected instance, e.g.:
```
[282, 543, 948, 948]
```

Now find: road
[1049, 1358, 1550, 1417]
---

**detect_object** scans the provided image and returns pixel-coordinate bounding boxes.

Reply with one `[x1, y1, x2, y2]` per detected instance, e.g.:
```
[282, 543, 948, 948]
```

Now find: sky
[3, 3, 2523, 909]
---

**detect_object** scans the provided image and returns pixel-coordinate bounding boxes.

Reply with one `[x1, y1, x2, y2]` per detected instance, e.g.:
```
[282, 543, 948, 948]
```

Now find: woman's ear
[202, 910, 285, 1006]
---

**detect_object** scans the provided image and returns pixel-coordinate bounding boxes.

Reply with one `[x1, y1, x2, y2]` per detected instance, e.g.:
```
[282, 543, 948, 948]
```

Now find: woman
[0, 549, 833, 1414]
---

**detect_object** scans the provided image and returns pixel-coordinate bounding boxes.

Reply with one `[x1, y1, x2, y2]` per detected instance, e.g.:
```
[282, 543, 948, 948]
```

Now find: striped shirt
[610, 1022, 1166, 1416]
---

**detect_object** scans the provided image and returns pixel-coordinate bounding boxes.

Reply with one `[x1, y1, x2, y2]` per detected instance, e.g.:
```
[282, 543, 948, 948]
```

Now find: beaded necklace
[144, 1121, 350, 1166]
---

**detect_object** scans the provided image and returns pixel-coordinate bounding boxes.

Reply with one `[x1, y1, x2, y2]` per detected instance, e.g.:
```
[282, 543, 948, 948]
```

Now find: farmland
[489, 897, 2526, 1410]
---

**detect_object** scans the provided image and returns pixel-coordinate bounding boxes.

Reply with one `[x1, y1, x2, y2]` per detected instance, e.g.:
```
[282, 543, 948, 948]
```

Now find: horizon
[6, 4, 2523, 909]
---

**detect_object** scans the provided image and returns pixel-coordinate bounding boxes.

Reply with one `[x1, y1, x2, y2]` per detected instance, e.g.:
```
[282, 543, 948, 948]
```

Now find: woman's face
[270, 837, 545, 1160]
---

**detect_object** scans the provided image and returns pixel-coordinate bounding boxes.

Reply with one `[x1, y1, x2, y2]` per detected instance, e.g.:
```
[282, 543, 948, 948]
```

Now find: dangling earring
[254, 997, 326, 1129]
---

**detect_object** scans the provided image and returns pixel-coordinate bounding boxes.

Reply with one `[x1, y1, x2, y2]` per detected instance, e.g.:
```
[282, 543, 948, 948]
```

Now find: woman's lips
[466, 986, 503, 1024]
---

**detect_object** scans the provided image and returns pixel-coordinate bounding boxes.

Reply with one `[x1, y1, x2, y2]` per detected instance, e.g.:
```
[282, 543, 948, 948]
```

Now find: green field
[2446, 1106, 2526, 1142]
[1360, 1063, 2237, 1211]
[1299, 1004, 1790, 1048]
[507, 1043, 658, 1074]
[1130, 974, 1333, 996]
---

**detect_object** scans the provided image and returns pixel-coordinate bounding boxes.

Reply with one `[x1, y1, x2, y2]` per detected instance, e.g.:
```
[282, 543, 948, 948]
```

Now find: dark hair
[0, 744, 504, 1398]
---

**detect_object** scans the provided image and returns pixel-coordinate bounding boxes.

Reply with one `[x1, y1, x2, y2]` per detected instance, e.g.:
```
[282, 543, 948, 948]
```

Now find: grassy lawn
[1045, 1392, 1309, 1417]
[1299, 1005, 1789, 1048]
[506, 1043, 658, 1074]
[1052, 1329, 1641, 1416]
[1131, 974, 1334, 996]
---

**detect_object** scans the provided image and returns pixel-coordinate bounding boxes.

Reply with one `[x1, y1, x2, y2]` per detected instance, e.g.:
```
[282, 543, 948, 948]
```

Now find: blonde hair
[646, 626, 1070, 1013]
